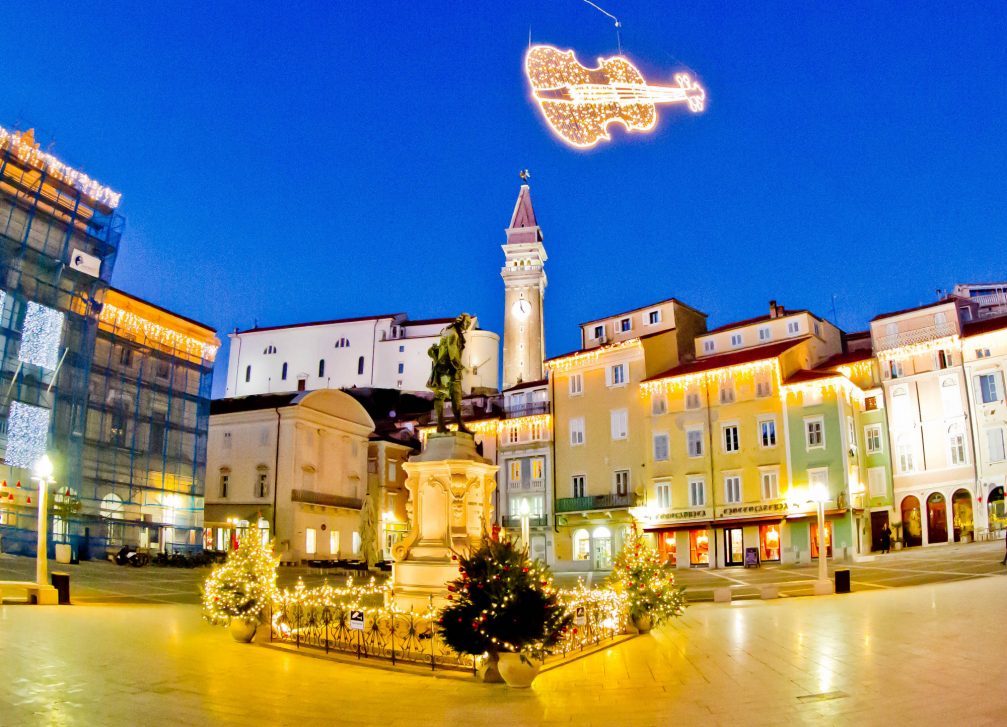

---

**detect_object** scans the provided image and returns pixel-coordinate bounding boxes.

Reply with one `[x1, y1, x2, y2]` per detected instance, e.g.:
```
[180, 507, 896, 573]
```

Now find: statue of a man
[427, 313, 474, 434]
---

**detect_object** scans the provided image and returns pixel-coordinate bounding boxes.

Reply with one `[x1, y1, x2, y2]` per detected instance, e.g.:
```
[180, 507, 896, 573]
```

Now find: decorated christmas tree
[610, 525, 686, 628]
[438, 530, 571, 659]
[202, 532, 279, 626]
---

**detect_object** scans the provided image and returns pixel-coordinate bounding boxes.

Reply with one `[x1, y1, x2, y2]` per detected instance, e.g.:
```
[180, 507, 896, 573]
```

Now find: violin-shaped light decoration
[525, 45, 705, 148]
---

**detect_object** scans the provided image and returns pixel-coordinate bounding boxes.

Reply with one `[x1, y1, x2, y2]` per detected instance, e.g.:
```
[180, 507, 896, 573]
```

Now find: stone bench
[759, 585, 779, 600]
[713, 587, 732, 603]
[0, 580, 59, 605]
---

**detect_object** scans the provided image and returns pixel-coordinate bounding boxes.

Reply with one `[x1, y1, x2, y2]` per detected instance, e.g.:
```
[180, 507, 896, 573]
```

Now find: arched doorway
[901, 496, 922, 547]
[951, 489, 974, 542]
[572, 528, 590, 561]
[592, 526, 613, 570]
[100, 493, 125, 546]
[927, 493, 948, 544]
[989, 486, 1005, 532]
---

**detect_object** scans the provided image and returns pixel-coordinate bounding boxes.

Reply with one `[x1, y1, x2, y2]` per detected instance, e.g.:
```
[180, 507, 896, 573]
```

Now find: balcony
[555, 493, 640, 513]
[501, 515, 549, 528]
[290, 489, 362, 510]
[503, 402, 550, 419]
[874, 321, 957, 352]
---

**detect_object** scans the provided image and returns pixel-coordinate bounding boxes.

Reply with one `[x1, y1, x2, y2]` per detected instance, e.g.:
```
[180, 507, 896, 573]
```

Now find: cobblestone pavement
[1, 574, 1004, 726]
[3, 539, 1005, 605]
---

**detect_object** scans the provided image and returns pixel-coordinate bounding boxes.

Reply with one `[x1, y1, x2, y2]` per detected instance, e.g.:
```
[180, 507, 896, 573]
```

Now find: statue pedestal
[390, 432, 497, 612]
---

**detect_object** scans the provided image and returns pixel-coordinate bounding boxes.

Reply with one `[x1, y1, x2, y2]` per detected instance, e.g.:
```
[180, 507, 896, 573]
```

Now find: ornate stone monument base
[390, 432, 497, 612]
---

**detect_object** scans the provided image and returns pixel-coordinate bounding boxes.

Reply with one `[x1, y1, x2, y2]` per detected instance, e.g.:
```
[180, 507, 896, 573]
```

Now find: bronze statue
[428, 313, 474, 434]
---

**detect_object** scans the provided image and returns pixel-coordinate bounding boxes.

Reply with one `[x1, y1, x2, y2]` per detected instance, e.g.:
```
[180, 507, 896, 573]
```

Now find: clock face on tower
[512, 299, 532, 319]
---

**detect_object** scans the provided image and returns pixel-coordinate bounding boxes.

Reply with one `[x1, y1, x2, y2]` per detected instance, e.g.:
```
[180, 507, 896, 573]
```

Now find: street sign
[349, 609, 365, 631]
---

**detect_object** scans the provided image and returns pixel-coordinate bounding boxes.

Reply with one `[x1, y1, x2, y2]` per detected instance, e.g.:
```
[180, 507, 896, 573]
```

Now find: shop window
[689, 529, 710, 566]
[658, 531, 677, 565]
[810, 521, 833, 558]
[573, 528, 591, 560]
[305, 528, 317, 555]
[759, 524, 781, 561]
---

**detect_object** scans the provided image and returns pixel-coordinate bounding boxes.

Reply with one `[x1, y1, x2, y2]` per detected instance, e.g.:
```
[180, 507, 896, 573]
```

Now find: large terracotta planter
[632, 613, 653, 634]
[229, 618, 257, 643]
[498, 652, 541, 688]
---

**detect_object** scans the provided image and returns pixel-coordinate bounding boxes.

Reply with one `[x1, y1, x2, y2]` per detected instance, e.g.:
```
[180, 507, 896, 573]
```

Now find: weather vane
[519, 169, 531, 183]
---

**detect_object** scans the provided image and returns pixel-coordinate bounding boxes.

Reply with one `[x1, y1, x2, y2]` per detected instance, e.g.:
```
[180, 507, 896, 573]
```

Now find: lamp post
[519, 499, 531, 548]
[32, 454, 54, 589]
[809, 482, 830, 592]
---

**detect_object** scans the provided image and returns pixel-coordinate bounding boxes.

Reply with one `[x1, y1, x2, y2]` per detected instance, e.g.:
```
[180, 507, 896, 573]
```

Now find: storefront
[689, 528, 710, 566]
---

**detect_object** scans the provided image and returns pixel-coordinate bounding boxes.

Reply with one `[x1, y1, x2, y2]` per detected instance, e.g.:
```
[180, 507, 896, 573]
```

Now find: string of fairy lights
[0, 125, 122, 209]
[100, 302, 219, 362]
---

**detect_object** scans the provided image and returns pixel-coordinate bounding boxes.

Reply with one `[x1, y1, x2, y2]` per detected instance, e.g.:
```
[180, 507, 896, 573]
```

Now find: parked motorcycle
[114, 545, 150, 567]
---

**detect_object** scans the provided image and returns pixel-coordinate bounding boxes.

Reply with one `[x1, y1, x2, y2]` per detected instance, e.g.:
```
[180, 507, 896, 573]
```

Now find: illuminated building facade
[547, 297, 707, 572]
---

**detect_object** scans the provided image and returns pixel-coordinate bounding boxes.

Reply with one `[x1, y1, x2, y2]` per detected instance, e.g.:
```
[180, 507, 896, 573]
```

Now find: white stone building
[223, 314, 499, 397]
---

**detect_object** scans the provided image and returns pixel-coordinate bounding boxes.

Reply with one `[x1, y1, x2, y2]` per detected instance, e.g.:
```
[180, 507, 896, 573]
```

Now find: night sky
[3, 2, 1005, 397]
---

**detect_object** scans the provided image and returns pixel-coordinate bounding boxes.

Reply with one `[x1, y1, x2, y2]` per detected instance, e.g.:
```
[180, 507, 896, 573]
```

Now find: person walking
[880, 523, 892, 554]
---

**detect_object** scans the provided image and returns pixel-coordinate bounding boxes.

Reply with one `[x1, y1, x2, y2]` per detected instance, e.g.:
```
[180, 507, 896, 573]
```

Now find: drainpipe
[271, 408, 281, 537]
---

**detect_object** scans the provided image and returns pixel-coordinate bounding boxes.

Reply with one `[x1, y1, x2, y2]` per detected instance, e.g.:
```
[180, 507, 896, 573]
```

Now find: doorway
[951, 490, 974, 542]
[901, 496, 923, 547]
[592, 526, 612, 570]
[870, 510, 890, 552]
[724, 527, 744, 566]
[927, 493, 948, 544]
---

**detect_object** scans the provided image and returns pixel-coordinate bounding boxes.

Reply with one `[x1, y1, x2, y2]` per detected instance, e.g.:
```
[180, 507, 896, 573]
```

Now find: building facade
[224, 314, 499, 398]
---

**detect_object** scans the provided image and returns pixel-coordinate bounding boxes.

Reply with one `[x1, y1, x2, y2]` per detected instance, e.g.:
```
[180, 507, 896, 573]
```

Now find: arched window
[573, 529, 591, 561]
[281, 362, 288, 380]
[245, 365, 251, 382]
[318, 359, 325, 377]
[934, 311, 947, 327]
[357, 356, 365, 375]
[335, 337, 350, 348]
[263, 345, 277, 355]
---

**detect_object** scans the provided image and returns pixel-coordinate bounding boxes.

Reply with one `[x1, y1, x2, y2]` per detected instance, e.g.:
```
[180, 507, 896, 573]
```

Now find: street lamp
[32, 454, 54, 590]
[519, 499, 531, 549]
[809, 482, 830, 593]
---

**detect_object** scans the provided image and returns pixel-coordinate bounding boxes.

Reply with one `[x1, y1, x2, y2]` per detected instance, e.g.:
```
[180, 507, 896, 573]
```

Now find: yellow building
[547, 297, 707, 571]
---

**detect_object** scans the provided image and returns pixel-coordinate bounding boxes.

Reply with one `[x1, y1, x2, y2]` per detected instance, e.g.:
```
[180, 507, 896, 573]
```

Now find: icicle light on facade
[4, 402, 51, 469]
[99, 302, 218, 361]
[640, 359, 780, 397]
[19, 301, 64, 370]
[545, 339, 641, 373]
[876, 335, 960, 362]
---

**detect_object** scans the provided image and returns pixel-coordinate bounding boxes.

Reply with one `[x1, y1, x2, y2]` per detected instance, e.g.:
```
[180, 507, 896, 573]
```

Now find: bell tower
[501, 180, 547, 389]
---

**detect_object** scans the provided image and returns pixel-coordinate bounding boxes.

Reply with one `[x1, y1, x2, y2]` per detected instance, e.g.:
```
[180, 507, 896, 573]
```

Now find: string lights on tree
[610, 524, 686, 630]
[4, 402, 51, 470]
[201, 532, 280, 627]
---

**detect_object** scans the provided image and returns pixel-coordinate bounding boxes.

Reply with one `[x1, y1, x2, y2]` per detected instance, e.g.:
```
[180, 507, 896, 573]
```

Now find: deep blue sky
[4, 2, 1005, 397]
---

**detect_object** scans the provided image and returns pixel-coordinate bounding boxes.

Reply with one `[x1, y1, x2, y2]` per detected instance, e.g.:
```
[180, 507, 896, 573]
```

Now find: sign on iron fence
[574, 606, 587, 626]
[349, 609, 365, 631]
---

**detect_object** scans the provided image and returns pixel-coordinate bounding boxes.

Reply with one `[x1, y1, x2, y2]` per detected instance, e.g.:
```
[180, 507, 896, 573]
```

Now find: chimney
[769, 300, 777, 319]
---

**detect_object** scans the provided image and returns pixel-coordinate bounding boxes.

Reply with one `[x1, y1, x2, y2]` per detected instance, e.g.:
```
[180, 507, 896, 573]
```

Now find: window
[655, 481, 671, 509]
[685, 388, 701, 409]
[281, 362, 288, 380]
[936, 349, 951, 369]
[570, 417, 585, 445]
[723, 425, 740, 453]
[867, 466, 887, 497]
[398, 345, 405, 353]
[758, 326, 771, 341]
[245, 365, 251, 383]
[531, 458, 544, 482]
[730, 333, 742, 347]
[653, 433, 670, 461]
[329, 531, 340, 556]
[805, 417, 824, 449]
[703, 340, 715, 353]
[960, 307, 972, 321]
[808, 468, 829, 494]
[865, 396, 878, 411]
[357, 356, 365, 375]
[847, 417, 857, 452]
[988, 429, 1006, 462]
[787, 321, 800, 335]
[119, 347, 133, 367]
[648, 310, 661, 325]
[896, 435, 916, 473]
[759, 419, 777, 448]
[755, 376, 772, 398]
[761, 470, 779, 500]
[948, 425, 967, 466]
[569, 373, 583, 395]
[397, 362, 404, 374]
[305, 528, 317, 555]
[976, 348, 991, 358]
[687, 429, 704, 457]
[813, 321, 821, 337]
[263, 345, 277, 355]
[610, 409, 628, 440]
[941, 377, 962, 417]
[651, 394, 667, 415]
[335, 337, 350, 348]
[509, 461, 521, 483]
[529, 420, 543, 441]
[719, 381, 735, 404]
[256, 469, 269, 498]
[890, 386, 911, 423]
[223, 431, 232, 449]
[507, 425, 520, 444]
[149, 413, 165, 454]
[865, 424, 882, 453]
[572, 475, 586, 498]
[888, 360, 904, 379]
[318, 359, 326, 377]
[614, 470, 630, 496]
[387, 462, 398, 481]
[155, 359, 170, 379]
[219, 472, 229, 498]
[609, 363, 626, 386]
[979, 373, 1003, 404]
[620, 317, 632, 332]
[352, 531, 361, 554]
[724, 475, 741, 504]
[593, 325, 604, 340]
[688, 478, 706, 507]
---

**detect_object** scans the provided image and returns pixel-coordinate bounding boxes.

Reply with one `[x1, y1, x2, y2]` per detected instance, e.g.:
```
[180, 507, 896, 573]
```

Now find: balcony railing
[501, 515, 549, 528]
[503, 402, 550, 419]
[874, 321, 957, 352]
[556, 493, 640, 513]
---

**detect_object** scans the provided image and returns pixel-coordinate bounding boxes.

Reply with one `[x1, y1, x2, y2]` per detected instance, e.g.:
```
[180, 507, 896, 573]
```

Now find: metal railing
[501, 514, 549, 528]
[556, 493, 640, 513]
[503, 402, 550, 419]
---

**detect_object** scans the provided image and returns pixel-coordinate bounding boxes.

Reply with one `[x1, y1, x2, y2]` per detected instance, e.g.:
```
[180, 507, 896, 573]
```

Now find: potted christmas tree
[438, 531, 571, 688]
[202, 532, 279, 642]
[610, 526, 686, 633]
